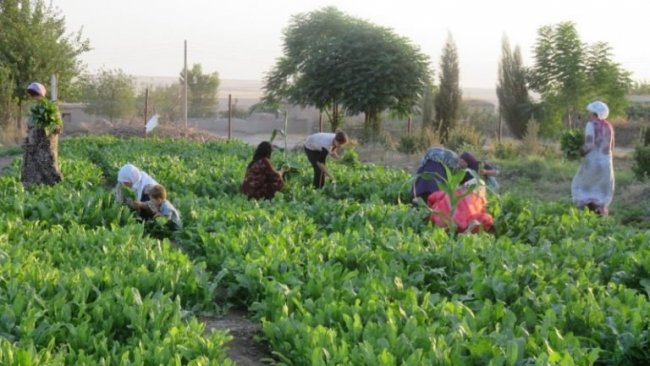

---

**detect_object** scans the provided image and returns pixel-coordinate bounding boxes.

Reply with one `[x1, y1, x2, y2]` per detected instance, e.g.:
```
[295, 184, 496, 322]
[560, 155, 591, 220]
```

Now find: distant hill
[134, 76, 497, 105]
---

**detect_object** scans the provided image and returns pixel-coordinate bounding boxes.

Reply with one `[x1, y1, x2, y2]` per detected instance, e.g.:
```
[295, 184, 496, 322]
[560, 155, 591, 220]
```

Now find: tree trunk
[21, 125, 63, 188]
[16, 101, 23, 130]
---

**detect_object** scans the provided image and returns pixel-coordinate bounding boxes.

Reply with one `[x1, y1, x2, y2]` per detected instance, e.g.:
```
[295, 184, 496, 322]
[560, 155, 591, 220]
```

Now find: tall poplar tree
[434, 33, 462, 143]
[496, 36, 531, 139]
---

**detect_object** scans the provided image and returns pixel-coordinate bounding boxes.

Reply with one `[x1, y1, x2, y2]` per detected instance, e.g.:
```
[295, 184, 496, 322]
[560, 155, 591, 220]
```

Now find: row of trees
[498, 22, 632, 138]
[76, 64, 220, 122]
[0, 0, 89, 128]
[265, 8, 634, 141]
[2, 3, 636, 142]
[0, 1, 220, 130]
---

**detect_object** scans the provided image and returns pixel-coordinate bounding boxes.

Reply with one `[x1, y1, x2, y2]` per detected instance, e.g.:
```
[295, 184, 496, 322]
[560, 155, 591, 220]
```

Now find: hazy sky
[53, 0, 649, 88]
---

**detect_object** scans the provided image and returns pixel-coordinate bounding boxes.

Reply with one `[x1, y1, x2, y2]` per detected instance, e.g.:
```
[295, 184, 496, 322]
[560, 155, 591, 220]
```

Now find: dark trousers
[305, 147, 328, 189]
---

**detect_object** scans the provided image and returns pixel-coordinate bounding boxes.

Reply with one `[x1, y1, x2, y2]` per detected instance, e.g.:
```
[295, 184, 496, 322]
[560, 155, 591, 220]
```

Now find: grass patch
[495, 155, 650, 227]
[0, 145, 22, 157]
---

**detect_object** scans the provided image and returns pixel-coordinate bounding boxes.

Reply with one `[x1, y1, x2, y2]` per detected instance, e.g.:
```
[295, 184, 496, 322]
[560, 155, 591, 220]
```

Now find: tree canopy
[137, 84, 182, 123]
[528, 22, 630, 131]
[0, 0, 89, 107]
[496, 36, 531, 139]
[264, 6, 431, 136]
[180, 63, 220, 118]
[77, 69, 136, 121]
[434, 33, 462, 143]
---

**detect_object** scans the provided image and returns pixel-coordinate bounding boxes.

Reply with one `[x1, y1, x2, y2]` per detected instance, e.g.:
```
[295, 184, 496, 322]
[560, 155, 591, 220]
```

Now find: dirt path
[203, 310, 272, 365]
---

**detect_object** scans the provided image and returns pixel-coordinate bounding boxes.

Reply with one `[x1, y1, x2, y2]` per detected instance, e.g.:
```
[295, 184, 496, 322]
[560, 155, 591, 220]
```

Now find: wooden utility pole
[407, 115, 412, 134]
[228, 94, 232, 140]
[184, 40, 188, 129]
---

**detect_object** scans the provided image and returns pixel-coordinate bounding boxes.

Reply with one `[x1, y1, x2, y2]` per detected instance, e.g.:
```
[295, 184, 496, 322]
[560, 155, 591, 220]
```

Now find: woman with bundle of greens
[21, 82, 64, 188]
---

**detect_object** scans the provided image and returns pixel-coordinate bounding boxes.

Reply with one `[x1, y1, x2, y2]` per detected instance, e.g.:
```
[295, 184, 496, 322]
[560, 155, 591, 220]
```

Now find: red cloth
[427, 187, 493, 233]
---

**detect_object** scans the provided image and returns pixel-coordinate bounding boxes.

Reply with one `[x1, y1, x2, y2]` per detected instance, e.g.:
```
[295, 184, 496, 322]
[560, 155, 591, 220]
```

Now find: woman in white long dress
[571, 101, 615, 216]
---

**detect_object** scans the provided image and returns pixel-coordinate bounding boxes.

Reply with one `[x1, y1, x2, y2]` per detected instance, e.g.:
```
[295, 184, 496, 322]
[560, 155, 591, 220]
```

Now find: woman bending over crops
[240, 141, 284, 199]
[458, 152, 499, 191]
[412, 147, 462, 202]
[571, 101, 615, 216]
[114, 163, 159, 219]
[303, 130, 348, 189]
[427, 178, 493, 233]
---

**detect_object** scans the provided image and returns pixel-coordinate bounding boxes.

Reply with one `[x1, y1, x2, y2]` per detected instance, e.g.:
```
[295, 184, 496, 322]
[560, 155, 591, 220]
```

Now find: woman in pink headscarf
[571, 101, 615, 216]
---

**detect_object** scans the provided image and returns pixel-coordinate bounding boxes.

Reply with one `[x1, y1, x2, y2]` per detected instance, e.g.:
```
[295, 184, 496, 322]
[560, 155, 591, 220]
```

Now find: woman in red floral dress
[240, 141, 284, 199]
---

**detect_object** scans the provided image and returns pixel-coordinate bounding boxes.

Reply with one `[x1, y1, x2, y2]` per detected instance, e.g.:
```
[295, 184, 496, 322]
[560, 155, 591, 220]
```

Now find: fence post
[144, 88, 149, 136]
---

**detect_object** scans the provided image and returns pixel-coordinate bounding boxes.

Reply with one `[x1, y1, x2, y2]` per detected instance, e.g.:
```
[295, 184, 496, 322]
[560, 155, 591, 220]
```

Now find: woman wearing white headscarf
[571, 101, 615, 216]
[114, 164, 159, 217]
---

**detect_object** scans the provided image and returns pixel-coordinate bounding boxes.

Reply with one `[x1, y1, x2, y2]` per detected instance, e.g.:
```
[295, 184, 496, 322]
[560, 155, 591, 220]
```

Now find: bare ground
[203, 310, 273, 366]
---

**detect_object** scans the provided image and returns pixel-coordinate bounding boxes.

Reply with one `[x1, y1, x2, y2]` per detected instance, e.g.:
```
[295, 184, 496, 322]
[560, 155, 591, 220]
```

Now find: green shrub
[642, 127, 650, 146]
[540, 142, 561, 159]
[560, 129, 584, 160]
[341, 148, 361, 167]
[520, 119, 542, 156]
[494, 141, 518, 160]
[370, 131, 397, 150]
[633, 145, 650, 180]
[397, 128, 438, 154]
[446, 125, 482, 152]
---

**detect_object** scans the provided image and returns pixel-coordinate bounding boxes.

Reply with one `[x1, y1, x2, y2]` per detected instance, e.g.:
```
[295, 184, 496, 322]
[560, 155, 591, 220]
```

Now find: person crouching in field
[571, 101, 615, 216]
[303, 130, 348, 189]
[132, 184, 182, 230]
[412, 147, 461, 202]
[114, 163, 158, 219]
[240, 141, 284, 199]
[458, 152, 499, 191]
[427, 178, 493, 233]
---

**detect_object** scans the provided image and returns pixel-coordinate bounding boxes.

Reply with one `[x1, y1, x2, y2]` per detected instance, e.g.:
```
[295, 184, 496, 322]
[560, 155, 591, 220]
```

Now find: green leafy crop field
[1, 135, 648, 365]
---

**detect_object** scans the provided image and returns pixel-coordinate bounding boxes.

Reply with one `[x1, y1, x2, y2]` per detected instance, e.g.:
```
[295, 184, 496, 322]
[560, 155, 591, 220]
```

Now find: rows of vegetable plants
[2, 134, 649, 365]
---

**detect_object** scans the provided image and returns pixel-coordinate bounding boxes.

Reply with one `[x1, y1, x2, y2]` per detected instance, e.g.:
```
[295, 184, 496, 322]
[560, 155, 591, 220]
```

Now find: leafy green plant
[633, 145, 650, 180]
[494, 141, 517, 159]
[340, 148, 361, 168]
[397, 129, 438, 155]
[446, 125, 482, 152]
[560, 128, 584, 160]
[30, 99, 63, 136]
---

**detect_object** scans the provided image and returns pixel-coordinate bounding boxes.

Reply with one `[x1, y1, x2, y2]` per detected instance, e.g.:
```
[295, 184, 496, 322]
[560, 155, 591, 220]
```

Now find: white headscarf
[27, 82, 46, 97]
[587, 101, 609, 120]
[117, 164, 158, 201]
